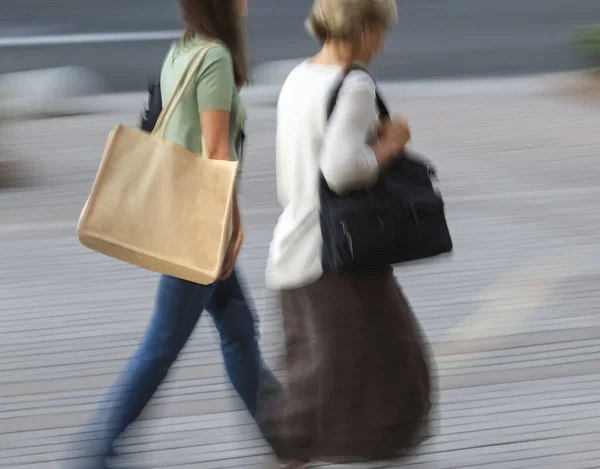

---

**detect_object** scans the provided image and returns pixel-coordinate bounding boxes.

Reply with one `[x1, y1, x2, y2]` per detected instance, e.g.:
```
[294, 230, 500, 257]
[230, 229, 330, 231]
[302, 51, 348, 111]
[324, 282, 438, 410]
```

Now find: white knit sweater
[266, 61, 380, 290]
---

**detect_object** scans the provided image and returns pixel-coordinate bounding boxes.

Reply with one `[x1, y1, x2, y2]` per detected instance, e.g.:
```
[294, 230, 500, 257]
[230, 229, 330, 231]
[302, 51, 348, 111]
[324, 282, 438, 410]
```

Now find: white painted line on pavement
[0, 31, 181, 47]
[438, 249, 599, 359]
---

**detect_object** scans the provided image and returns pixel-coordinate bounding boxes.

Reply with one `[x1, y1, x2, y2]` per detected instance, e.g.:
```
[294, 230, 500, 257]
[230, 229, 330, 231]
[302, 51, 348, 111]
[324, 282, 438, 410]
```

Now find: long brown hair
[178, 0, 248, 87]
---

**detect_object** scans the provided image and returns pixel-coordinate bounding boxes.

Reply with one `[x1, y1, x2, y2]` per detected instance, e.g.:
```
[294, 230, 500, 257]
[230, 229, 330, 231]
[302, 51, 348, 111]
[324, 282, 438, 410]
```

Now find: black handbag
[320, 67, 453, 273]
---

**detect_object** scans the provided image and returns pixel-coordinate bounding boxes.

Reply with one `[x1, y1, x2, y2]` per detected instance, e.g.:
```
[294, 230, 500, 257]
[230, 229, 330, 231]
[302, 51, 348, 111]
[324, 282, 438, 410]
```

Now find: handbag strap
[152, 42, 217, 138]
[326, 64, 390, 121]
[324, 64, 438, 181]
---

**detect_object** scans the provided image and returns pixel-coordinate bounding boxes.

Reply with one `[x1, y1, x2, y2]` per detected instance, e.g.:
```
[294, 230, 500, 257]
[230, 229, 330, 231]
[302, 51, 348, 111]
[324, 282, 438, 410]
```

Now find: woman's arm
[195, 46, 242, 277]
[200, 109, 242, 235]
[320, 71, 398, 194]
[196, 46, 241, 233]
[196, 45, 236, 163]
[201, 110, 231, 161]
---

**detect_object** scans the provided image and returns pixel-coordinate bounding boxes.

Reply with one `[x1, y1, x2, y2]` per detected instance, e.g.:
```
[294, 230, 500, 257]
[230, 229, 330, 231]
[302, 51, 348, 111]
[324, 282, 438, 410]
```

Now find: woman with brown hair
[65, 1, 280, 468]
[262, 0, 433, 465]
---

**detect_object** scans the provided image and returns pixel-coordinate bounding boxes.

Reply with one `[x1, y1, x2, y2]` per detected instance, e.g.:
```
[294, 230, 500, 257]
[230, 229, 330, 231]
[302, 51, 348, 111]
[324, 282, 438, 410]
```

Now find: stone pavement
[0, 79, 599, 469]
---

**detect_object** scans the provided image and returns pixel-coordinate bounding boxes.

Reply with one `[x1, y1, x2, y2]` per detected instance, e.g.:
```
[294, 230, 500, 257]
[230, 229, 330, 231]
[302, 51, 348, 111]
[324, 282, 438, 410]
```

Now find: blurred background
[1, 0, 600, 90]
[1, 1, 600, 469]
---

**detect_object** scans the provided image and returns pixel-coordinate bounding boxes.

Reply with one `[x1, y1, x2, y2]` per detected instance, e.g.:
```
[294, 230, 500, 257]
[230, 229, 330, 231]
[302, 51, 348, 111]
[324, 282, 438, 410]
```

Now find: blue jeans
[74, 270, 279, 468]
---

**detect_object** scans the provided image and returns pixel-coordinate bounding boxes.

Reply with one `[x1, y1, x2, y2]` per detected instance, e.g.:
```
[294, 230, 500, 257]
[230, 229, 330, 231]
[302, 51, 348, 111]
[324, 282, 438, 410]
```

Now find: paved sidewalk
[0, 79, 599, 469]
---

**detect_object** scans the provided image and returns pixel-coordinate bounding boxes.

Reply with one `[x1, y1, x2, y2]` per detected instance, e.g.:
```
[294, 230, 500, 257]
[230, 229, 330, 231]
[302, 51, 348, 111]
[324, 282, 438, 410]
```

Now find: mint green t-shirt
[160, 38, 247, 164]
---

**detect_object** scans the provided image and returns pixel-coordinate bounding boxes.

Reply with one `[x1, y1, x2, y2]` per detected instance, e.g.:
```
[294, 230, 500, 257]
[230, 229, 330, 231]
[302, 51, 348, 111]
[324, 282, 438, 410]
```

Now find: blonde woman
[262, 0, 432, 464]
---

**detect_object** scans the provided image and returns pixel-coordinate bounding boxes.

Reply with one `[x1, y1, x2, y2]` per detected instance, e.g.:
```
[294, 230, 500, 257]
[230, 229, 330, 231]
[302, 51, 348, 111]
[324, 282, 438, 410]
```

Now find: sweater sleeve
[319, 71, 380, 194]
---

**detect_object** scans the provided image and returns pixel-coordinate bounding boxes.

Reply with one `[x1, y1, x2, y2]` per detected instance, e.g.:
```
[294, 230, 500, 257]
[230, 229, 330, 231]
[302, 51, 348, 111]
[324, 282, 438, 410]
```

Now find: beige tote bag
[77, 43, 238, 285]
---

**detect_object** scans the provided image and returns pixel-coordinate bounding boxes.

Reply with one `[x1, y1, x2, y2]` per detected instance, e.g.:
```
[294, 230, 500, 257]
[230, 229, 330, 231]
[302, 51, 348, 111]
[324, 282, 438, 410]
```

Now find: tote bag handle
[152, 42, 217, 138]
[325, 64, 390, 122]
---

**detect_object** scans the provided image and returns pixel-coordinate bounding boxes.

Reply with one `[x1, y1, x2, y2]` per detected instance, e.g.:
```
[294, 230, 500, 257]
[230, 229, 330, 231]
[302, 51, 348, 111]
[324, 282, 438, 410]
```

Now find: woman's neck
[310, 42, 369, 67]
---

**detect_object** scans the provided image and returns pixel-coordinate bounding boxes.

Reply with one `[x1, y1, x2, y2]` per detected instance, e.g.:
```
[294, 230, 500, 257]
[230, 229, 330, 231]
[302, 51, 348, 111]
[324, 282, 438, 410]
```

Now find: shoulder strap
[326, 64, 390, 121]
[152, 42, 217, 138]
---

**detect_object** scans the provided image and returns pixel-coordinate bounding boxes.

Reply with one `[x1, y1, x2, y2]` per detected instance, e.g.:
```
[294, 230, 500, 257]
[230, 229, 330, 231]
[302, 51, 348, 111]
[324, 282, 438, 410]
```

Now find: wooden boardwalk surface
[0, 83, 599, 468]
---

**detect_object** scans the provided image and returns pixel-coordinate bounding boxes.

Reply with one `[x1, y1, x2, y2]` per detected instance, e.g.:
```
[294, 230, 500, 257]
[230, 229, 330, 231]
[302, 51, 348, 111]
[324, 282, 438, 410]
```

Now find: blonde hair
[306, 0, 398, 43]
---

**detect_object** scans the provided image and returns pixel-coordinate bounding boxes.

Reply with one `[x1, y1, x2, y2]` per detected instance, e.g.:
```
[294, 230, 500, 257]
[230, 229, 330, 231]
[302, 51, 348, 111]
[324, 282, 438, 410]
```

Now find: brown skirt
[258, 268, 435, 463]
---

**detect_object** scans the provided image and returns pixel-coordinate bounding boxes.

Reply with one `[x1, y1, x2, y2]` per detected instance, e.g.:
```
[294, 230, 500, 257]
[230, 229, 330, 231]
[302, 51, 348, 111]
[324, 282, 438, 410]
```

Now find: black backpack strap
[326, 64, 389, 121]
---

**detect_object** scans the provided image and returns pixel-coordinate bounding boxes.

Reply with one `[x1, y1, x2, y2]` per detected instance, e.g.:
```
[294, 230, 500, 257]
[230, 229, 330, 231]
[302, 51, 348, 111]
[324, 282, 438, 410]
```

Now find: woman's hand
[372, 114, 411, 167]
[219, 228, 244, 281]
[379, 114, 411, 155]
